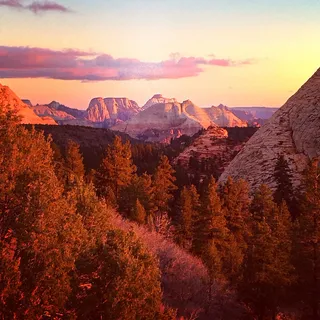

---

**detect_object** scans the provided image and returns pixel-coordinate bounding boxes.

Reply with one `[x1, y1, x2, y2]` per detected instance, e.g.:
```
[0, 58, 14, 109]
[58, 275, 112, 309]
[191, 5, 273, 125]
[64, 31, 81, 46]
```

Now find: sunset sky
[0, 0, 319, 109]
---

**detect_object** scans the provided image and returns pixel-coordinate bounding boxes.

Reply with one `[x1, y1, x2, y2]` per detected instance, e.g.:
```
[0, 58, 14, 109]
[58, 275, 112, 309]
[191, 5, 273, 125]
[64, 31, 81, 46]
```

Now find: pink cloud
[0, 0, 22, 8]
[27, 1, 71, 13]
[0, 0, 71, 13]
[0, 46, 255, 81]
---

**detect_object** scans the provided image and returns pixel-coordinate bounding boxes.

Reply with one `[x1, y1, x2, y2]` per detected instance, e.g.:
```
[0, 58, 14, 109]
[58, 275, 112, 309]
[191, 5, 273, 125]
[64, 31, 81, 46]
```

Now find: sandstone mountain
[141, 94, 177, 111]
[47, 101, 86, 119]
[85, 97, 139, 125]
[203, 104, 247, 127]
[32, 104, 76, 121]
[0, 84, 56, 125]
[112, 99, 216, 142]
[231, 107, 278, 126]
[219, 68, 320, 190]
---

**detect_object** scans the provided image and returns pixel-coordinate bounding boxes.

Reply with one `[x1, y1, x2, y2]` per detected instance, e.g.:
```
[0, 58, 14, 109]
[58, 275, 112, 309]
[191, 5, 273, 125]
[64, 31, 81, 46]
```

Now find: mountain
[0, 84, 56, 125]
[47, 101, 85, 119]
[141, 94, 177, 111]
[230, 107, 279, 126]
[32, 104, 76, 121]
[85, 97, 139, 124]
[203, 104, 247, 127]
[219, 68, 320, 189]
[112, 99, 215, 142]
[22, 99, 33, 107]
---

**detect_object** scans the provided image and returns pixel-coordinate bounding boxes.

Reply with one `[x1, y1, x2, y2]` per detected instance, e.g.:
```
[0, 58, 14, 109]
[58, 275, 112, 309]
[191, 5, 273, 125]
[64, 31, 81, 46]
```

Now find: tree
[196, 177, 243, 283]
[95, 136, 136, 200]
[242, 186, 294, 320]
[0, 108, 87, 318]
[295, 158, 320, 319]
[132, 199, 147, 225]
[71, 229, 165, 320]
[64, 140, 85, 186]
[153, 155, 177, 214]
[221, 177, 250, 240]
[274, 154, 295, 216]
[119, 173, 156, 219]
[176, 185, 200, 249]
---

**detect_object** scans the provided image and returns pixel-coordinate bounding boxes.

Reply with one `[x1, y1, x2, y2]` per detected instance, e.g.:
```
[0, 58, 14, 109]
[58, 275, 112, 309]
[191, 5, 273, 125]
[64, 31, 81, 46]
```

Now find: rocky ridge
[0, 84, 56, 125]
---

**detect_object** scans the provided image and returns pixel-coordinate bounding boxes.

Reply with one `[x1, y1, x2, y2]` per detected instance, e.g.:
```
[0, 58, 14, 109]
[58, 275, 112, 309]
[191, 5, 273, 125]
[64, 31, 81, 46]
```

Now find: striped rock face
[219, 68, 320, 190]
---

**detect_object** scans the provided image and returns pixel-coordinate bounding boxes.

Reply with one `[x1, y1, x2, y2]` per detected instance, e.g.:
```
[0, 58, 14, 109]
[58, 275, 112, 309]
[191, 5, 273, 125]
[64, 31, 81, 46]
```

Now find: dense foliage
[2, 118, 319, 319]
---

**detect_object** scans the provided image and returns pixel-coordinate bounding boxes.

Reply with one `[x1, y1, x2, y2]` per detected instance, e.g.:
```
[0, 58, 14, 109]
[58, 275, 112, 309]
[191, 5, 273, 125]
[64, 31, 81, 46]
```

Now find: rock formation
[0, 84, 56, 125]
[203, 104, 247, 127]
[231, 107, 278, 127]
[141, 94, 177, 111]
[85, 97, 139, 124]
[112, 99, 216, 142]
[219, 68, 320, 190]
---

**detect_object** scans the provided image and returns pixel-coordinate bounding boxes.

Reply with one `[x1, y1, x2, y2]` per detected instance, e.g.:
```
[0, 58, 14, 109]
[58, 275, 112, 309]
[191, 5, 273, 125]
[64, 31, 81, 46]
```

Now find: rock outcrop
[141, 94, 177, 111]
[112, 99, 216, 142]
[85, 97, 139, 124]
[0, 84, 56, 125]
[219, 68, 320, 190]
[203, 104, 247, 127]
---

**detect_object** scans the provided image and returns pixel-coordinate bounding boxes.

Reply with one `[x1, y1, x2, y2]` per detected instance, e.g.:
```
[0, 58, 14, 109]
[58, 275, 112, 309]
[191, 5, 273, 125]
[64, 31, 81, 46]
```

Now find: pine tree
[274, 154, 295, 213]
[64, 140, 85, 186]
[295, 158, 320, 319]
[71, 229, 164, 320]
[132, 199, 147, 225]
[196, 177, 243, 283]
[153, 155, 177, 214]
[119, 173, 156, 219]
[221, 177, 251, 259]
[0, 111, 87, 317]
[176, 185, 200, 249]
[95, 136, 136, 200]
[251, 184, 277, 224]
[242, 188, 294, 320]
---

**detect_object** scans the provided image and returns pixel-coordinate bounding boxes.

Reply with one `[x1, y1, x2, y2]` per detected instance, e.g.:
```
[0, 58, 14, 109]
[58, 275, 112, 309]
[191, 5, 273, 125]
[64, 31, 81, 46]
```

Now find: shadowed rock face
[219, 68, 320, 190]
[0, 84, 57, 125]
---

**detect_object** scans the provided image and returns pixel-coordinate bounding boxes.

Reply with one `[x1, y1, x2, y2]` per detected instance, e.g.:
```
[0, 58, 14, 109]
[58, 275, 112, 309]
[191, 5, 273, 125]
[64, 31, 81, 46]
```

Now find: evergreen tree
[0, 115, 87, 318]
[242, 188, 294, 320]
[132, 199, 147, 225]
[153, 155, 177, 214]
[221, 177, 251, 260]
[71, 229, 165, 320]
[251, 184, 277, 224]
[176, 185, 200, 249]
[95, 136, 136, 200]
[274, 154, 295, 214]
[196, 177, 243, 283]
[119, 173, 156, 219]
[64, 139, 85, 186]
[295, 158, 320, 319]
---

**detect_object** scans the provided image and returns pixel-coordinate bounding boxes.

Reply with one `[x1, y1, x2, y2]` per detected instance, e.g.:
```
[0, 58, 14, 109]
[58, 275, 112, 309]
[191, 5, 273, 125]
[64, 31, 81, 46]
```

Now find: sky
[0, 0, 319, 109]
